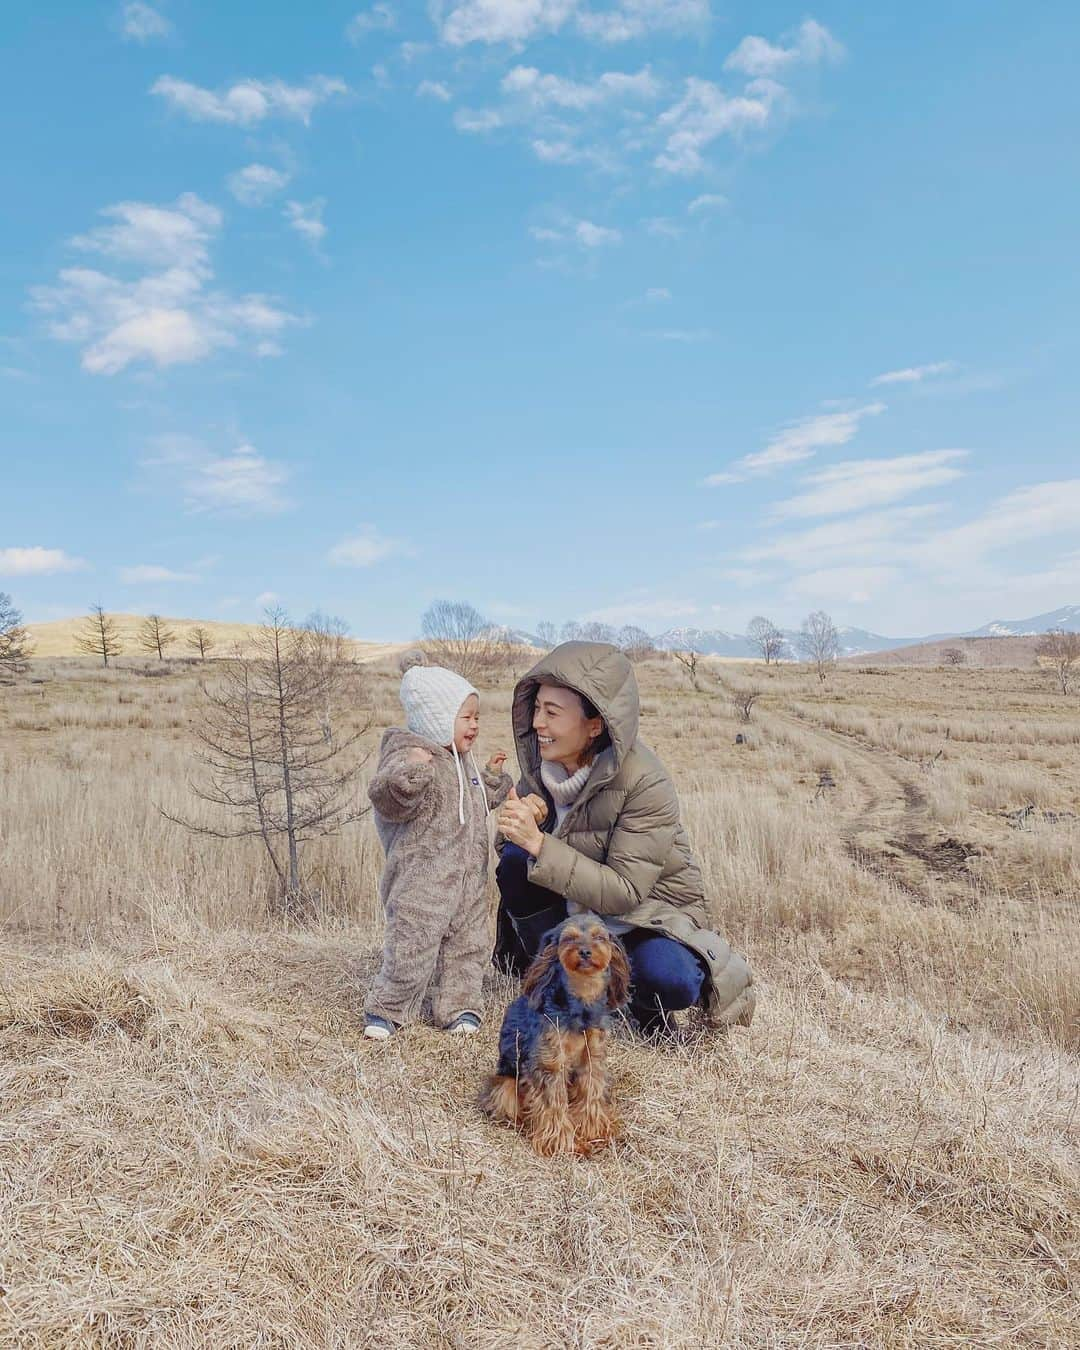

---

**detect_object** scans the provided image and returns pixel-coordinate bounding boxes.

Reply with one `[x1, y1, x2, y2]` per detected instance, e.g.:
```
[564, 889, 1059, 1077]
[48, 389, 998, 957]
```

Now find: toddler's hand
[486, 750, 508, 775]
[407, 746, 433, 765]
[523, 793, 548, 825]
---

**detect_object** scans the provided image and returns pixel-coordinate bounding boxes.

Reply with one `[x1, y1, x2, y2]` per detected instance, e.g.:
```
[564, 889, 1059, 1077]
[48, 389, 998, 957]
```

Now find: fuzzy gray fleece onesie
[365, 727, 513, 1028]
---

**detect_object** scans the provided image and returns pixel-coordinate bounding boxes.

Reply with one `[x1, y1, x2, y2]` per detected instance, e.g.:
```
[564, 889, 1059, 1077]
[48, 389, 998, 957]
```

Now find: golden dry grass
[1, 652, 1078, 1347]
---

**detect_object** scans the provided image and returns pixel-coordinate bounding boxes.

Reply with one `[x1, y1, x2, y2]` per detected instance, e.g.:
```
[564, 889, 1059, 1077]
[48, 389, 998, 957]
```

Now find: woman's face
[532, 684, 603, 772]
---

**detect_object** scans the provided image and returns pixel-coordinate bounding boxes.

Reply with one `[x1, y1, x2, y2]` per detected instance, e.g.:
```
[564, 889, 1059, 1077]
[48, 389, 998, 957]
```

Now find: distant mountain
[508, 605, 1080, 660]
[963, 605, 1080, 638]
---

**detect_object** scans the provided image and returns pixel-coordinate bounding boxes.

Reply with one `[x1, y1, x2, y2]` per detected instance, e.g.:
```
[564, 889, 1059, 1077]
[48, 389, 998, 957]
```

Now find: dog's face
[523, 917, 631, 1011]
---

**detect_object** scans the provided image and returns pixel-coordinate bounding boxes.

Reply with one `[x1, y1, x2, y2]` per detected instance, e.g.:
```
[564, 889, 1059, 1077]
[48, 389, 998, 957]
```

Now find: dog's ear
[606, 937, 632, 1010]
[522, 943, 561, 1010]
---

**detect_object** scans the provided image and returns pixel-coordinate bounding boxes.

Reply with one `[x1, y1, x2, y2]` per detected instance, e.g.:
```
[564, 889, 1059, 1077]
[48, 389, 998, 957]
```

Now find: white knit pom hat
[398, 650, 484, 825]
[398, 649, 477, 747]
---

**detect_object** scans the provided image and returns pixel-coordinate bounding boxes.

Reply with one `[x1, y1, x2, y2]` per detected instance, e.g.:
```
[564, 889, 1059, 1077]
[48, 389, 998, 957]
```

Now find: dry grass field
[1, 650, 1078, 1347]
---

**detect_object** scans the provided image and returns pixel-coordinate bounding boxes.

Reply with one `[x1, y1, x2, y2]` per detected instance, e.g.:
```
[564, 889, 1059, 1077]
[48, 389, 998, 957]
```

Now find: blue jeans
[494, 844, 707, 1031]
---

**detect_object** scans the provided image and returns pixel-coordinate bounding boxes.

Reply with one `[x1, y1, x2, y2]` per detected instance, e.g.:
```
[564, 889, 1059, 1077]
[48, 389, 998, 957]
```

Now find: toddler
[364, 650, 543, 1039]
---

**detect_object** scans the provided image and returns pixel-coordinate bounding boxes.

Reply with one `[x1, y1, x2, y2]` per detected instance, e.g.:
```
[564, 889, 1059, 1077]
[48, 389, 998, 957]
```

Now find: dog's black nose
[578, 947, 591, 961]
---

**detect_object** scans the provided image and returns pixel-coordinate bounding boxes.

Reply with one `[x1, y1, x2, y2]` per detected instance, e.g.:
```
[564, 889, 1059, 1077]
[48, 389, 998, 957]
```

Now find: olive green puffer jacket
[509, 642, 755, 1028]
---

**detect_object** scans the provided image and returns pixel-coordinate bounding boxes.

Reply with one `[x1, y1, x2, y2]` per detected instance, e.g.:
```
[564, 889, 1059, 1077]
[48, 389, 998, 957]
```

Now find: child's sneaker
[363, 1014, 397, 1041]
[444, 1011, 482, 1036]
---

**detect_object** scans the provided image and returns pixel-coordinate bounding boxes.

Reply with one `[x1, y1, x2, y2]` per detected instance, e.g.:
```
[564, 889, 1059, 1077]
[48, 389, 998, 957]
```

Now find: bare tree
[303, 611, 363, 743]
[137, 613, 177, 660]
[618, 625, 656, 661]
[560, 621, 583, 643]
[186, 626, 216, 660]
[797, 610, 839, 683]
[0, 592, 32, 676]
[1036, 628, 1080, 695]
[579, 621, 617, 644]
[75, 605, 123, 667]
[731, 686, 762, 722]
[746, 615, 787, 664]
[942, 647, 966, 667]
[163, 608, 370, 916]
[421, 599, 502, 681]
[535, 620, 559, 648]
[672, 648, 701, 689]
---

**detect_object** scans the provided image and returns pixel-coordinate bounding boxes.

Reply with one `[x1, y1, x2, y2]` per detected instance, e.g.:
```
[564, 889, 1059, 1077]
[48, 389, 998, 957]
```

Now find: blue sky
[2, 0, 1078, 640]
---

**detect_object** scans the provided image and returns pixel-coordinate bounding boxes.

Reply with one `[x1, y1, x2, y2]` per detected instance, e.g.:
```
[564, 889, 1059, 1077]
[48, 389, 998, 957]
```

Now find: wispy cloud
[284, 199, 328, 249]
[329, 525, 411, 567]
[30, 194, 295, 375]
[530, 217, 621, 248]
[151, 75, 347, 126]
[227, 163, 291, 205]
[438, 0, 710, 47]
[644, 287, 671, 302]
[772, 449, 969, 520]
[928, 479, 1080, 567]
[688, 193, 726, 213]
[707, 402, 886, 484]
[119, 563, 200, 583]
[346, 3, 396, 43]
[501, 63, 658, 109]
[743, 504, 942, 567]
[121, 2, 172, 42]
[576, 219, 621, 246]
[143, 436, 292, 516]
[870, 360, 957, 387]
[0, 547, 88, 577]
[417, 80, 452, 101]
[724, 18, 843, 78]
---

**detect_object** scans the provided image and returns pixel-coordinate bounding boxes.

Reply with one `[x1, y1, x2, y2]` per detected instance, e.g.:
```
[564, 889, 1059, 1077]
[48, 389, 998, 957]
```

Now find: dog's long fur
[480, 917, 630, 1156]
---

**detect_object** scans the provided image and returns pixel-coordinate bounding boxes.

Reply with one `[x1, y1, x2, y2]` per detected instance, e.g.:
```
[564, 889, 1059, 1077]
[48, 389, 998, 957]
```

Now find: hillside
[851, 634, 1043, 667]
[25, 614, 404, 663]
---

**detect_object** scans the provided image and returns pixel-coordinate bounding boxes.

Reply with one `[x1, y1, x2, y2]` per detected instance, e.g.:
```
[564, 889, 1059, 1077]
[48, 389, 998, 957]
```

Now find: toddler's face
[452, 693, 480, 754]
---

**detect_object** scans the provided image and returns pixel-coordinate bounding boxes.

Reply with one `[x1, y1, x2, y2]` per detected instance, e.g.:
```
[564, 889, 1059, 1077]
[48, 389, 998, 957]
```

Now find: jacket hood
[512, 642, 639, 784]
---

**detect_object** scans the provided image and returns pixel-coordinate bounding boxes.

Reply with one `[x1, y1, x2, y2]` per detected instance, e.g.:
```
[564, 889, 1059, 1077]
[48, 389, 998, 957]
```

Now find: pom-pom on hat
[397, 649, 478, 747]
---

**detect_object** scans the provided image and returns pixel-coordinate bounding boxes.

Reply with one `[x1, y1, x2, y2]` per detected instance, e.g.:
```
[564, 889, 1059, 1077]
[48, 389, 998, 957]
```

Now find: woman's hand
[522, 793, 548, 825]
[485, 750, 508, 775]
[497, 787, 545, 858]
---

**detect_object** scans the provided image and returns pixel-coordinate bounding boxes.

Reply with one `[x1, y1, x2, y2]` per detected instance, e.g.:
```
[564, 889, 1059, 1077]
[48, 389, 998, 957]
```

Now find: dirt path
[764, 702, 980, 904]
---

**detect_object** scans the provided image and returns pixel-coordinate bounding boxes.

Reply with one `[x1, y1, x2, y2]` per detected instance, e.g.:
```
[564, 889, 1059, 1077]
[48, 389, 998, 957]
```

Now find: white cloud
[870, 360, 957, 387]
[440, 0, 579, 46]
[119, 564, 199, 583]
[30, 194, 295, 375]
[772, 450, 969, 520]
[645, 287, 671, 301]
[255, 591, 280, 609]
[0, 547, 87, 577]
[417, 80, 452, 101]
[501, 64, 658, 109]
[644, 216, 683, 238]
[454, 107, 504, 133]
[927, 479, 1080, 567]
[787, 565, 902, 606]
[724, 18, 843, 78]
[227, 163, 291, 205]
[688, 192, 726, 213]
[743, 505, 942, 567]
[576, 0, 710, 43]
[184, 445, 291, 516]
[576, 219, 621, 246]
[346, 3, 395, 42]
[439, 0, 710, 46]
[329, 525, 410, 567]
[150, 75, 347, 126]
[654, 76, 776, 175]
[284, 199, 327, 248]
[121, 3, 172, 42]
[708, 403, 886, 484]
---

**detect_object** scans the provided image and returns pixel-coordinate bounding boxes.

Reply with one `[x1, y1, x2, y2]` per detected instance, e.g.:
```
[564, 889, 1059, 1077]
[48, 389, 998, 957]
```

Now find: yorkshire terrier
[481, 916, 630, 1156]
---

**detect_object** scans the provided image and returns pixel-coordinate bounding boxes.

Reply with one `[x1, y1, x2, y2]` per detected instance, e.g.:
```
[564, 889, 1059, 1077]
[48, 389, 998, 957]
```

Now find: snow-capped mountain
[963, 605, 1080, 638]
